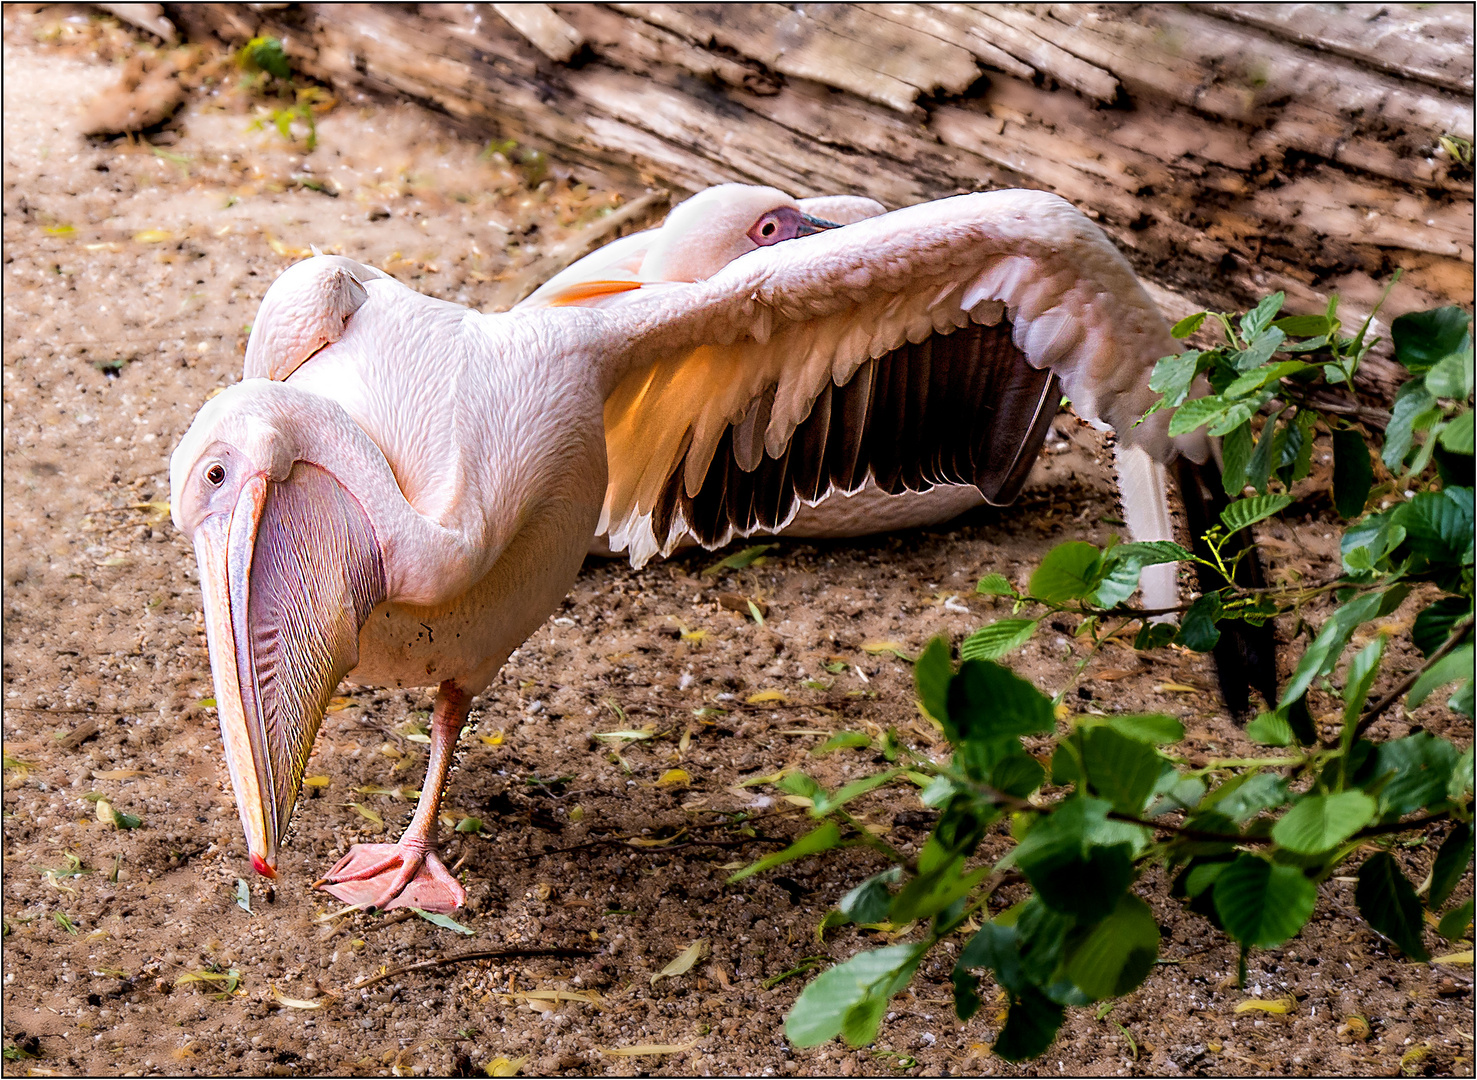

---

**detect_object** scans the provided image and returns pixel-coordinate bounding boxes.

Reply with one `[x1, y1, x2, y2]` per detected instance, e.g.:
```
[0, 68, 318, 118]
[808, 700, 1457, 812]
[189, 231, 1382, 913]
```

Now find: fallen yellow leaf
[746, 690, 788, 705]
[656, 769, 691, 787]
[483, 1056, 527, 1077]
[133, 229, 172, 243]
[1235, 997, 1294, 1014]
[348, 803, 384, 826]
[652, 938, 709, 985]
[91, 769, 140, 780]
[270, 985, 322, 1009]
[1156, 682, 1201, 693]
[1431, 950, 1474, 964]
[479, 730, 504, 746]
[303, 775, 331, 788]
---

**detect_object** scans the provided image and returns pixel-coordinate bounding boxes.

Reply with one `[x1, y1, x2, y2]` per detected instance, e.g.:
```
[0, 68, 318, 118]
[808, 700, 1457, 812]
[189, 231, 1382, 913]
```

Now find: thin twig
[1345, 615, 1474, 744]
[346, 947, 595, 992]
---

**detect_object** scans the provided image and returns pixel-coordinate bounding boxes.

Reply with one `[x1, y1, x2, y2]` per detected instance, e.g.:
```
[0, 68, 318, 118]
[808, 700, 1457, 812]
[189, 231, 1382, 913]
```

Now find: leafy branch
[729, 296, 1473, 1063]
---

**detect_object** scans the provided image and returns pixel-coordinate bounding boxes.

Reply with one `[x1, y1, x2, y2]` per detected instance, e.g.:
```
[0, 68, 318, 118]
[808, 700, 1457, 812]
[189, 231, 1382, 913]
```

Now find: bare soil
[2, 8, 1472, 1077]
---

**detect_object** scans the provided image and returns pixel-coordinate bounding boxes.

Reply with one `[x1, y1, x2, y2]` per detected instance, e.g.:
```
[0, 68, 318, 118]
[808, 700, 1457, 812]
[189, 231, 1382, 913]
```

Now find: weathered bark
[165, 3, 1473, 393]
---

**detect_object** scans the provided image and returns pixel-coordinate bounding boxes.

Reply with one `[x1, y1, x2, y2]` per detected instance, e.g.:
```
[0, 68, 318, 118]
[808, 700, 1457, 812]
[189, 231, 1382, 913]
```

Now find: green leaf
[1240, 293, 1286, 342]
[701, 543, 776, 577]
[837, 868, 903, 925]
[1149, 350, 1202, 408]
[1170, 313, 1208, 339]
[976, 573, 1016, 596]
[1271, 791, 1376, 855]
[1428, 823, 1472, 911]
[1371, 732, 1462, 818]
[1091, 542, 1195, 609]
[1029, 542, 1101, 603]
[1221, 420, 1254, 495]
[1408, 644, 1475, 709]
[1394, 488, 1474, 566]
[1439, 409, 1474, 454]
[240, 35, 291, 79]
[1332, 428, 1374, 519]
[784, 943, 925, 1047]
[945, 659, 1056, 747]
[1212, 855, 1316, 948]
[1244, 407, 1285, 494]
[1080, 726, 1167, 815]
[413, 908, 475, 935]
[1220, 493, 1293, 535]
[1105, 713, 1184, 744]
[1207, 773, 1290, 823]
[812, 770, 903, 816]
[1272, 314, 1333, 338]
[1426, 346, 1474, 400]
[1437, 899, 1473, 942]
[1233, 328, 1287, 373]
[992, 985, 1066, 1063]
[1168, 395, 1232, 437]
[1341, 636, 1386, 732]
[1246, 711, 1294, 747]
[1392, 307, 1470, 373]
[1383, 381, 1438, 469]
[812, 731, 872, 756]
[914, 637, 952, 727]
[1208, 396, 1267, 437]
[1280, 587, 1408, 708]
[728, 823, 841, 882]
[1013, 798, 1134, 920]
[960, 619, 1039, 661]
[958, 919, 1026, 996]
[1413, 597, 1471, 657]
[235, 879, 253, 916]
[1224, 361, 1309, 400]
[1064, 893, 1159, 1000]
[455, 816, 483, 834]
[890, 863, 991, 924]
[1173, 592, 1222, 652]
[1355, 853, 1429, 960]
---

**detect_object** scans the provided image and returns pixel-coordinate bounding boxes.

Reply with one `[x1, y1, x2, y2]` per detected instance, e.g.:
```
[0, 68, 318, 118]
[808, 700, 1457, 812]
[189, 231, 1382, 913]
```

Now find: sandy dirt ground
[2, 8, 1472, 1077]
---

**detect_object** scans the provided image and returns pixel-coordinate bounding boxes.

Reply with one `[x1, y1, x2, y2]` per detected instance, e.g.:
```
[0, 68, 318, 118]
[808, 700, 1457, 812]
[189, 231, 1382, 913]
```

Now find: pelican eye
[205, 463, 226, 486]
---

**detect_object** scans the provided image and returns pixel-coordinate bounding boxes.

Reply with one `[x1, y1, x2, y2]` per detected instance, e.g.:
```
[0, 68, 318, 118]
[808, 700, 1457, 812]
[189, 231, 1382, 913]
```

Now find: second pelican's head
[638, 184, 842, 283]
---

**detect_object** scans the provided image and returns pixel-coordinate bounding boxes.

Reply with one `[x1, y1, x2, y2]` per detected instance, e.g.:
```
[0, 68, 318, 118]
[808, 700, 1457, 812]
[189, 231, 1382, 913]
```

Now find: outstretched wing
[589, 188, 1205, 565]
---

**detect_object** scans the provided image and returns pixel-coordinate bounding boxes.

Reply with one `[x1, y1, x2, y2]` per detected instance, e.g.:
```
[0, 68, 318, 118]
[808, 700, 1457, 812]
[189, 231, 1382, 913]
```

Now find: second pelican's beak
[192, 461, 386, 877]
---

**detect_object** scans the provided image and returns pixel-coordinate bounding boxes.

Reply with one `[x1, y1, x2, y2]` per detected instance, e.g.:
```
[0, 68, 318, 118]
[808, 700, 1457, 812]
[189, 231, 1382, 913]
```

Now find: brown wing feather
[648, 320, 1058, 549]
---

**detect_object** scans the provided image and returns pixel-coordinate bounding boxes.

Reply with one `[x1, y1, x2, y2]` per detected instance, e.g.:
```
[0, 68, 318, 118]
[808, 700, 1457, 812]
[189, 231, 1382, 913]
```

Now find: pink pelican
[171, 186, 1258, 913]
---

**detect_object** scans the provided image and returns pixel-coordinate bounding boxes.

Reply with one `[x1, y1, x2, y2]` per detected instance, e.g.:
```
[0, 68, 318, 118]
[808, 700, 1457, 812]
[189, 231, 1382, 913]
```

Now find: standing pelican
[172, 187, 1252, 913]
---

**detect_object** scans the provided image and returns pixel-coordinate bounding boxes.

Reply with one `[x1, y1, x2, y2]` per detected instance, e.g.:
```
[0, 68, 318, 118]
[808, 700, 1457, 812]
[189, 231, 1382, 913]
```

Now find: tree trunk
[166, 3, 1474, 394]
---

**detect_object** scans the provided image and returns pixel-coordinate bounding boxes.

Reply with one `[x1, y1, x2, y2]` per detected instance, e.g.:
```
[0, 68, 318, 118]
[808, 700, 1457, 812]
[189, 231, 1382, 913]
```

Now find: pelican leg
[316, 681, 471, 913]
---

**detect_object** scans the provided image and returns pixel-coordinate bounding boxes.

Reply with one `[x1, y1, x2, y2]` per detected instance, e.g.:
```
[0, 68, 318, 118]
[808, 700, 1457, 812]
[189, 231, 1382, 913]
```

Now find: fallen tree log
[165, 3, 1473, 394]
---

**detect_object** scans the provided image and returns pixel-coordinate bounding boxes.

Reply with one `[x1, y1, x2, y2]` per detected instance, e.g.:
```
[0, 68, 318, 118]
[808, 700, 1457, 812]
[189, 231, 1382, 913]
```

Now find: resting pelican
[172, 186, 1257, 913]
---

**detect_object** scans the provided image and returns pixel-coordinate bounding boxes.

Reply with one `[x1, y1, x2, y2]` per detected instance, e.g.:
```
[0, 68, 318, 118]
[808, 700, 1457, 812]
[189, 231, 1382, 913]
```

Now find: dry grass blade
[600, 1039, 699, 1057]
[345, 948, 595, 991]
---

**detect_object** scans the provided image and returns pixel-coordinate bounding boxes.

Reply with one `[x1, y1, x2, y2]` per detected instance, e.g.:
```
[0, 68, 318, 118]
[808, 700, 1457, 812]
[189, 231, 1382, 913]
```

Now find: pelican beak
[797, 213, 840, 236]
[192, 462, 386, 878]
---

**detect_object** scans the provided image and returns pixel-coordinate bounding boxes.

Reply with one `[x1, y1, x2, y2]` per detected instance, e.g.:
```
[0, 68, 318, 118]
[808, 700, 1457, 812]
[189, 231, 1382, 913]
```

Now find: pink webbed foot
[315, 843, 467, 913]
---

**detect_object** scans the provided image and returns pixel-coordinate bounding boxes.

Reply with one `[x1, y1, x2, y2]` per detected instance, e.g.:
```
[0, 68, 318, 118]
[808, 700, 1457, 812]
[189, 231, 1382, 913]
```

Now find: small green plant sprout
[238, 36, 328, 151]
[736, 295, 1473, 1063]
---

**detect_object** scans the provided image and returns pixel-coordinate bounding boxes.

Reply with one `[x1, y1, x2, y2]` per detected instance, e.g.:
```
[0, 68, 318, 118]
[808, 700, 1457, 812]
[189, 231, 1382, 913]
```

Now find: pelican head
[171, 381, 387, 878]
[639, 184, 840, 283]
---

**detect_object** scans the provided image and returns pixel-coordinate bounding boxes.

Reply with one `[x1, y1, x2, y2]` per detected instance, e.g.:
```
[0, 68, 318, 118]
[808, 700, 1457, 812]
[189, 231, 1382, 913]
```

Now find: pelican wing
[591, 189, 1204, 566]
